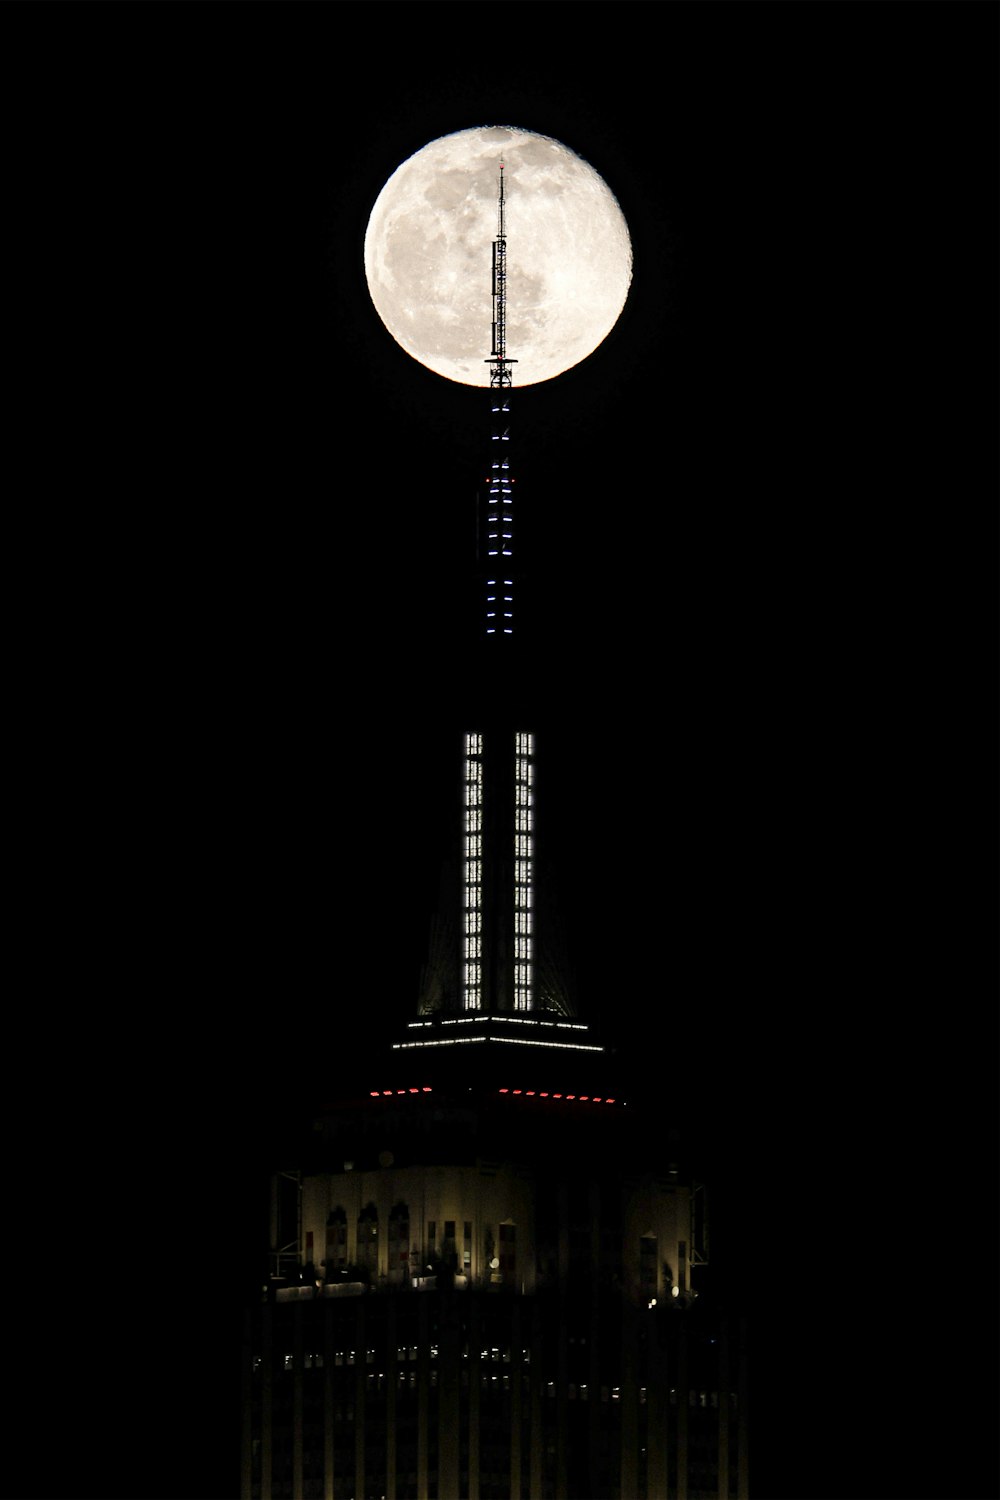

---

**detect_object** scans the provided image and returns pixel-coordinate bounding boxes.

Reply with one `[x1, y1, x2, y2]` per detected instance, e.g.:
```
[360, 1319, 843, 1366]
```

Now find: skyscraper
[242, 159, 747, 1500]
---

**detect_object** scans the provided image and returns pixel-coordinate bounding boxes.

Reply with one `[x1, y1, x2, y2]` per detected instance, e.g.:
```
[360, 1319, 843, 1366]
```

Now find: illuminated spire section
[483, 162, 518, 637]
[514, 731, 534, 1010]
[459, 729, 535, 1015]
[463, 732, 484, 1010]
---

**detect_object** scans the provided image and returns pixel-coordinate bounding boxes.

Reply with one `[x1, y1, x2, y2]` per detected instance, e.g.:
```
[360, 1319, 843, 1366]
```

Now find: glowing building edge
[409, 1017, 588, 1030]
[393, 1036, 603, 1053]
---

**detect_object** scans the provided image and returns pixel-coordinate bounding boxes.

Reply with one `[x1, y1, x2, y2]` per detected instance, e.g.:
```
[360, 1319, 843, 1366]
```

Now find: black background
[4, 4, 997, 1497]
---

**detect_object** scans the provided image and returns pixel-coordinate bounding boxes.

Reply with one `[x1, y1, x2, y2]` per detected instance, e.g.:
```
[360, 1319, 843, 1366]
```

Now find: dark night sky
[5, 5, 997, 1497]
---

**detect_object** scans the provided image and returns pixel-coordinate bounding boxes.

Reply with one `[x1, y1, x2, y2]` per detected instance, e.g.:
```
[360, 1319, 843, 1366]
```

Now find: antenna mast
[486, 162, 517, 388]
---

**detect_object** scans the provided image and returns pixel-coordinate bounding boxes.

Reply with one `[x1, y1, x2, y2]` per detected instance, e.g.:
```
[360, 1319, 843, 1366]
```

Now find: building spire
[482, 163, 518, 639]
[486, 161, 517, 389]
[411, 158, 590, 1040]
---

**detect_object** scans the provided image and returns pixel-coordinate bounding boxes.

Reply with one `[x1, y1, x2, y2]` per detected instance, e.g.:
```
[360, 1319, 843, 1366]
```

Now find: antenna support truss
[485, 162, 518, 388]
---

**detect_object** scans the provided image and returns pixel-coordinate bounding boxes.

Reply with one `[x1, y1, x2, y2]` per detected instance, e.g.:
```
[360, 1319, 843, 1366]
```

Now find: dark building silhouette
[242, 158, 748, 1500]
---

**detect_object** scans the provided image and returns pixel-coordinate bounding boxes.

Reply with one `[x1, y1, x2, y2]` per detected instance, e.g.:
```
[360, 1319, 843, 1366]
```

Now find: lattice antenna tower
[486, 161, 516, 390]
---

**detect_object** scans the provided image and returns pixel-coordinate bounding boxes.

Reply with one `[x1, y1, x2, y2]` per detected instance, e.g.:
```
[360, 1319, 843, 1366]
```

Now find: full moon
[364, 126, 632, 387]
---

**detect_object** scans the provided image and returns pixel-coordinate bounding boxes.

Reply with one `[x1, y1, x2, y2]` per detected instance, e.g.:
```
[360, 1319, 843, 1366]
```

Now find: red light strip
[497, 1089, 617, 1104]
[367, 1087, 619, 1105]
[369, 1087, 434, 1097]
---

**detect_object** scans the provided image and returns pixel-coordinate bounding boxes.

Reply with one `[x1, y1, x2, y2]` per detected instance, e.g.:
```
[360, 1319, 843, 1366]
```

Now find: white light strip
[490, 1036, 603, 1052]
[393, 1037, 488, 1049]
[463, 733, 483, 1011]
[393, 1036, 603, 1053]
[487, 1016, 589, 1030]
[514, 731, 534, 1012]
[410, 1015, 589, 1032]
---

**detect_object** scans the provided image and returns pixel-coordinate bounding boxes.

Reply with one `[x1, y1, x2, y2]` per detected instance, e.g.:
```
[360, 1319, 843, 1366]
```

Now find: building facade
[243, 1052, 747, 1500]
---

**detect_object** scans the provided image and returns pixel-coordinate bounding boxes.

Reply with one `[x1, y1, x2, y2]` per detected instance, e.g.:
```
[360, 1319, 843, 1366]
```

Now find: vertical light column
[485, 399, 515, 634]
[463, 733, 483, 1010]
[484, 162, 517, 635]
[417, 1297, 430, 1500]
[718, 1320, 730, 1500]
[293, 1304, 304, 1500]
[514, 732, 534, 1010]
[386, 1298, 398, 1500]
[323, 1303, 335, 1500]
[354, 1300, 367, 1500]
[261, 1305, 273, 1500]
[510, 1299, 523, 1500]
[737, 1319, 750, 1500]
[240, 1312, 253, 1500]
[677, 1321, 689, 1500]
[620, 1300, 640, 1500]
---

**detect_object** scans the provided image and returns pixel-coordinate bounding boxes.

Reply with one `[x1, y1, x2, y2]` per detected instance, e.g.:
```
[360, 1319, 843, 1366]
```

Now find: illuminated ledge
[499, 1089, 621, 1104]
[408, 1016, 590, 1032]
[369, 1087, 623, 1105]
[393, 1036, 604, 1053]
[491, 1036, 603, 1052]
[394, 1036, 487, 1047]
[276, 1283, 366, 1302]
